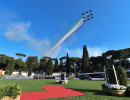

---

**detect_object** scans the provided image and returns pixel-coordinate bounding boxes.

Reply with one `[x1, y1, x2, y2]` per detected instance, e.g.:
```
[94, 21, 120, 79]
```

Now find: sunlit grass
[0, 79, 130, 100]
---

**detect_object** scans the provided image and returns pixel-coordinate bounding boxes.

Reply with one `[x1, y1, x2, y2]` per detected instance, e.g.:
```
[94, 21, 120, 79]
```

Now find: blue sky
[0, 0, 130, 61]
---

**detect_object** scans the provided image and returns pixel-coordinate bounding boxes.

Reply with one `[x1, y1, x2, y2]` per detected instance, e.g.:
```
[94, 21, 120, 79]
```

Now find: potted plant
[109, 84, 126, 96]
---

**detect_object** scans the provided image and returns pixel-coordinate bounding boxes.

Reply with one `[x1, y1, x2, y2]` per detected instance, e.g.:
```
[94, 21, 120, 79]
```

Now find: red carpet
[20, 86, 86, 100]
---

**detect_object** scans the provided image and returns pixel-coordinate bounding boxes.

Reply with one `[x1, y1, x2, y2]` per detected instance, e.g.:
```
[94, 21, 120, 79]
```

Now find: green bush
[107, 69, 117, 84]
[117, 67, 129, 86]
[101, 83, 107, 88]
[0, 84, 21, 99]
[61, 73, 65, 80]
[127, 85, 130, 90]
[69, 77, 76, 80]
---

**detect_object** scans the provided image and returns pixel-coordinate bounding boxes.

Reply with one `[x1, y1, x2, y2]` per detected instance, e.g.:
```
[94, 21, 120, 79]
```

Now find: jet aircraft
[91, 16, 94, 19]
[86, 15, 89, 17]
[89, 10, 92, 12]
[90, 13, 93, 16]
[82, 13, 85, 15]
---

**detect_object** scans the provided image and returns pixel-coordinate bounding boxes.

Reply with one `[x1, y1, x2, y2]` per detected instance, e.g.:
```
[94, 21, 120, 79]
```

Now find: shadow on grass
[69, 88, 112, 96]
[45, 81, 58, 85]
[45, 81, 65, 86]
[45, 81, 111, 96]
[70, 88, 130, 98]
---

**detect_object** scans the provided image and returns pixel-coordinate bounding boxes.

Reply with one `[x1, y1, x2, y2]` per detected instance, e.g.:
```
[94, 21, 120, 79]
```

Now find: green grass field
[0, 79, 130, 100]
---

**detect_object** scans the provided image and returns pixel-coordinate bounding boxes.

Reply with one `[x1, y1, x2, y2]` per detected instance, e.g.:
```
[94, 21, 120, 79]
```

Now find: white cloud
[64, 48, 82, 57]
[88, 47, 107, 57]
[0, 10, 53, 57]
[4, 21, 31, 41]
[0, 11, 61, 58]
[64, 47, 107, 57]
[2, 21, 50, 57]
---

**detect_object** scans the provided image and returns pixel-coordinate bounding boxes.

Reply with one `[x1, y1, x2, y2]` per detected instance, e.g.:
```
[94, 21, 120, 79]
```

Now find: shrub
[0, 84, 21, 99]
[117, 67, 129, 86]
[69, 77, 76, 80]
[101, 83, 106, 87]
[61, 73, 65, 80]
[101, 83, 108, 88]
[107, 69, 117, 84]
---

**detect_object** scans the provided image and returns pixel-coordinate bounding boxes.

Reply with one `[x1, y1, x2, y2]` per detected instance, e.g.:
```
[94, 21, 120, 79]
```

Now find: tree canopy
[45, 58, 53, 75]
[16, 53, 26, 58]
[81, 45, 90, 72]
[15, 59, 27, 72]
[26, 56, 38, 76]
[65, 53, 71, 74]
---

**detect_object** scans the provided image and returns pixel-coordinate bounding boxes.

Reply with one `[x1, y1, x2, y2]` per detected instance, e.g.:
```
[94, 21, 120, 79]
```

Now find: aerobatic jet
[86, 11, 88, 14]
[89, 10, 92, 12]
[86, 15, 89, 17]
[87, 18, 90, 20]
[90, 13, 93, 16]
[82, 10, 94, 21]
[91, 16, 94, 19]
[82, 13, 85, 15]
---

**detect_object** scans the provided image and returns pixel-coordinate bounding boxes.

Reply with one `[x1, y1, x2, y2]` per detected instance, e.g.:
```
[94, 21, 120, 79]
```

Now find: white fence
[2, 71, 62, 79]
[2, 71, 34, 77]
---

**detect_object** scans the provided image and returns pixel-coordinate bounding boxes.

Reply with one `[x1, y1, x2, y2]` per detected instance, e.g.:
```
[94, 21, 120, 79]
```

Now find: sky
[0, 0, 130, 61]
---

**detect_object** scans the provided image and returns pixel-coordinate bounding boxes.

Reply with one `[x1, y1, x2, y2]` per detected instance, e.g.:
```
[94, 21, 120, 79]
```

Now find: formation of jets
[82, 10, 94, 22]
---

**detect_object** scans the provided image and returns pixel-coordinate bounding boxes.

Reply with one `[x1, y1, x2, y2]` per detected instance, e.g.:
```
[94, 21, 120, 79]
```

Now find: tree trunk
[119, 60, 121, 67]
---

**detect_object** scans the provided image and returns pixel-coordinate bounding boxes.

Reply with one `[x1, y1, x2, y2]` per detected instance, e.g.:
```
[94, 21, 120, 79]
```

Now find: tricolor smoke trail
[45, 11, 93, 57]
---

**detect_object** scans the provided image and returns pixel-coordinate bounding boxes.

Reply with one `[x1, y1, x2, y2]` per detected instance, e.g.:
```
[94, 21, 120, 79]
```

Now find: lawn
[0, 79, 130, 100]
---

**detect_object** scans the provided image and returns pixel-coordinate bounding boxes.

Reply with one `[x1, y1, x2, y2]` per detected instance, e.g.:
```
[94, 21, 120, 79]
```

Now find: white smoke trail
[46, 18, 84, 56]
